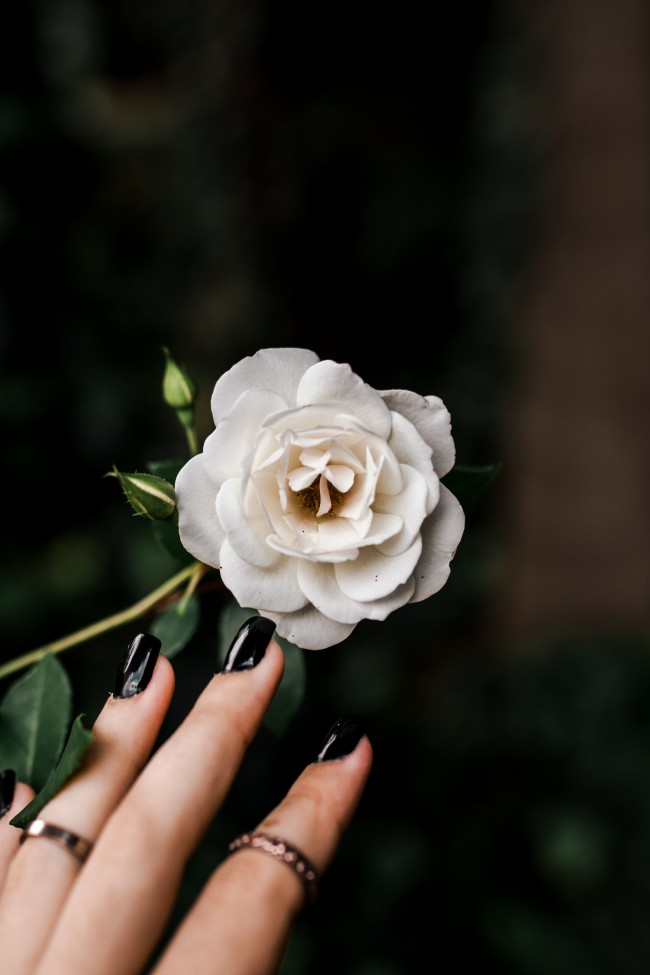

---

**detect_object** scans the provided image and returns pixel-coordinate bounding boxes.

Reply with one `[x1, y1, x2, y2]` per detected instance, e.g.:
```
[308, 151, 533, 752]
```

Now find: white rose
[175, 348, 465, 650]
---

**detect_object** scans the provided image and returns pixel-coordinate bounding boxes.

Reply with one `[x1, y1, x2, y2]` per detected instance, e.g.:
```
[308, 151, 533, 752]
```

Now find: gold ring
[19, 819, 93, 864]
[228, 831, 319, 906]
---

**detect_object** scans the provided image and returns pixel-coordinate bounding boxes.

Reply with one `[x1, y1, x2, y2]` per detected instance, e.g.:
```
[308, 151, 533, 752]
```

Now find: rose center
[294, 479, 345, 518]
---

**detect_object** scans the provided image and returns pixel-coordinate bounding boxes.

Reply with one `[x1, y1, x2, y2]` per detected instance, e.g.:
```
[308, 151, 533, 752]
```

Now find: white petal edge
[219, 540, 308, 613]
[381, 389, 456, 477]
[296, 360, 392, 439]
[375, 464, 434, 557]
[297, 560, 415, 624]
[409, 483, 465, 602]
[335, 535, 423, 602]
[265, 604, 356, 650]
[216, 478, 278, 569]
[210, 348, 319, 424]
[203, 388, 288, 483]
[175, 454, 225, 569]
[385, 411, 439, 513]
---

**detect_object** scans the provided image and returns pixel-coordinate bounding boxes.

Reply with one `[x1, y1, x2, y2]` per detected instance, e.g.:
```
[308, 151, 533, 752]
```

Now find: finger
[154, 714, 372, 975]
[0, 776, 35, 895]
[35, 618, 283, 975]
[0, 634, 174, 974]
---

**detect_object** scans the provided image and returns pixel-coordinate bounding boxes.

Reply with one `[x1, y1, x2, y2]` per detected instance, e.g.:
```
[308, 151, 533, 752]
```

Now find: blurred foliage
[3, 1, 648, 973]
[280, 628, 650, 975]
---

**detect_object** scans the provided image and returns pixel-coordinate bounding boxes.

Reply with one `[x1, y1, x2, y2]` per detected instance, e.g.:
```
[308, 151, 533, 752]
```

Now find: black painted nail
[314, 714, 368, 763]
[222, 616, 276, 672]
[113, 633, 161, 698]
[0, 768, 16, 819]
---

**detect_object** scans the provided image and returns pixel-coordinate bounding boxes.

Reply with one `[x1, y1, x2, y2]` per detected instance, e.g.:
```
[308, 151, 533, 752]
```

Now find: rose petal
[216, 478, 278, 569]
[385, 410, 438, 509]
[219, 540, 308, 612]
[267, 529, 354, 563]
[287, 465, 322, 492]
[297, 561, 415, 624]
[175, 454, 225, 568]
[375, 464, 435, 556]
[265, 604, 356, 650]
[381, 389, 456, 476]
[335, 535, 423, 602]
[316, 476, 332, 516]
[262, 407, 363, 444]
[409, 484, 465, 602]
[204, 388, 287, 483]
[324, 464, 356, 493]
[317, 512, 394, 551]
[247, 470, 296, 538]
[296, 360, 392, 439]
[211, 348, 319, 423]
[271, 513, 361, 561]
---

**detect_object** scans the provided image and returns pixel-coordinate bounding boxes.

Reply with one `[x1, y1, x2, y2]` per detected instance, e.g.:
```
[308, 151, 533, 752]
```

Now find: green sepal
[441, 462, 502, 514]
[11, 714, 95, 828]
[217, 602, 306, 737]
[150, 594, 201, 658]
[107, 466, 177, 520]
[0, 653, 72, 790]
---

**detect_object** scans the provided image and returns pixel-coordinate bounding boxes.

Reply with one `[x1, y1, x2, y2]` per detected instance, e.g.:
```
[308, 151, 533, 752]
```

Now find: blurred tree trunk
[498, 0, 650, 640]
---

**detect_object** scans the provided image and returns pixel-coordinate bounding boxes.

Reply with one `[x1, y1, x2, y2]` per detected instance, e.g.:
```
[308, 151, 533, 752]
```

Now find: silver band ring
[228, 831, 319, 906]
[19, 819, 93, 864]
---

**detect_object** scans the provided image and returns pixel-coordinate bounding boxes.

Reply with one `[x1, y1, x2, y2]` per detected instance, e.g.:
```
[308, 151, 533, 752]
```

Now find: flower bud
[162, 346, 197, 411]
[107, 467, 177, 520]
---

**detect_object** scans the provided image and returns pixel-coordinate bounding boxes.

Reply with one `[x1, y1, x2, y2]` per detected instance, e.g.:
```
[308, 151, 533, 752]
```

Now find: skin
[0, 640, 372, 975]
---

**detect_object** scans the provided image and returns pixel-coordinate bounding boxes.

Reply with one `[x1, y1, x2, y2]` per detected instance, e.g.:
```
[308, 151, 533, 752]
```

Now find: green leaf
[0, 654, 72, 790]
[10, 714, 95, 828]
[264, 636, 307, 738]
[151, 518, 196, 565]
[147, 458, 187, 484]
[150, 595, 201, 658]
[217, 602, 306, 737]
[442, 462, 502, 514]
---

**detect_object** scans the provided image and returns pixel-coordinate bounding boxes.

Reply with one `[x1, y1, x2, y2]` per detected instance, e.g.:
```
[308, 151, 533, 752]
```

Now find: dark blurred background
[1, 1, 649, 972]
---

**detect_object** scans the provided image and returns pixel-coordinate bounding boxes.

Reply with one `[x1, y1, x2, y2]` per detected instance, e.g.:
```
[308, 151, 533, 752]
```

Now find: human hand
[0, 617, 372, 974]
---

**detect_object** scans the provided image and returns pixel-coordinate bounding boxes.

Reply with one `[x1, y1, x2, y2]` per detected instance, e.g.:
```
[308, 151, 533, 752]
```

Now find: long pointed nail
[222, 616, 276, 672]
[0, 769, 16, 818]
[314, 714, 368, 762]
[113, 633, 161, 698]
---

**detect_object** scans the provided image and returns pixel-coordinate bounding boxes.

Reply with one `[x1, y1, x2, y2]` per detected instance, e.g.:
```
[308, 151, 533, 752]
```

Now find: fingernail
[314, 714, 368, 762]
[0, 769, 16, 818]
[222, 616, 276, 672]
[113, 633, 161, 698]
